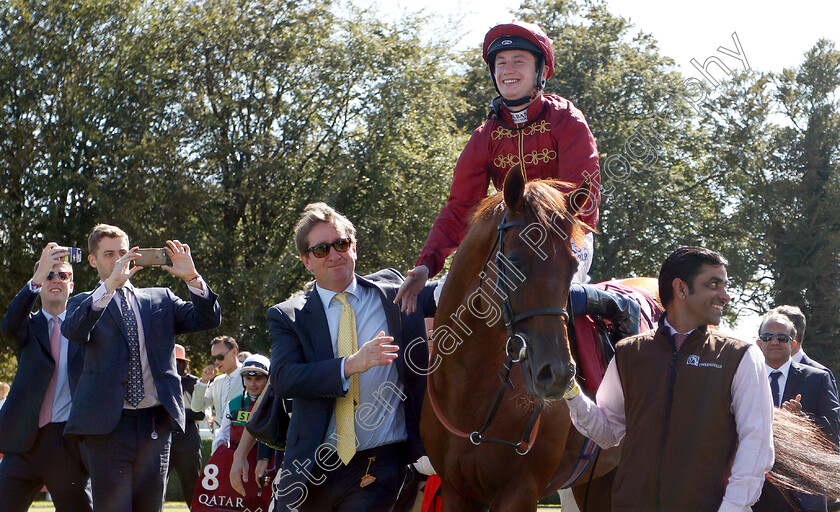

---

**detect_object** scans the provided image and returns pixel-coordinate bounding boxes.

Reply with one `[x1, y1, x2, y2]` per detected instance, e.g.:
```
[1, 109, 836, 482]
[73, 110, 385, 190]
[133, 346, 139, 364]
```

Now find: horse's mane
[472, 179, 588, 250]
[769, 408, 840, 501]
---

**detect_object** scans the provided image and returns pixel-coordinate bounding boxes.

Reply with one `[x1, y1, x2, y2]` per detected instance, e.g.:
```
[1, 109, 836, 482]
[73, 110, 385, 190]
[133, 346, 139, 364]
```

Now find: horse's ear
[567, 176, 594, 218]
[503, 164, 526, 212]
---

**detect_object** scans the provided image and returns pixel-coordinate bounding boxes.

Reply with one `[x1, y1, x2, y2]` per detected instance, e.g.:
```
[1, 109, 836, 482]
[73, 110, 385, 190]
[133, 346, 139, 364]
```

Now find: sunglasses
[305, 238, 352, 258]
[759, 333, 793, 344]
[212, 348, 233, 361]
[46, 271, 73, 282]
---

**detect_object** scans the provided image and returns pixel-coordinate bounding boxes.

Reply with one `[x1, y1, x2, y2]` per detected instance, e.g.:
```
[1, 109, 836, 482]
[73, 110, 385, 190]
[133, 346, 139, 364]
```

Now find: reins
[426, 211, 572, 455]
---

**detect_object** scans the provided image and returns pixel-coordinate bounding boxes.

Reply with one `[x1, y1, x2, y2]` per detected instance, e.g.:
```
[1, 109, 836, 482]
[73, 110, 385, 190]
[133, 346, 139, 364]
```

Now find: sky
[372, 0, 840, 341]
[380, 0, 840, 75]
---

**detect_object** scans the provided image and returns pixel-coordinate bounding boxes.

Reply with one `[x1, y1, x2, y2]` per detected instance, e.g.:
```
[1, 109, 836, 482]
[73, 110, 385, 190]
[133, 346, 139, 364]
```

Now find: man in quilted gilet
[563, 247, 774, 512]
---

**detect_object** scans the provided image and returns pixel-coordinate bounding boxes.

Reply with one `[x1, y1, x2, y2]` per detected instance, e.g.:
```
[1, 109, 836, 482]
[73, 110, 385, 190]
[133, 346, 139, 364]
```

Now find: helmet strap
[502, 95, 533, 107]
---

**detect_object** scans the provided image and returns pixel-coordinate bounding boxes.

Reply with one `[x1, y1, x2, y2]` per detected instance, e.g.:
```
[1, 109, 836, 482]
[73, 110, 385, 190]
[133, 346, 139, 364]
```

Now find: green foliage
[1, 0, 838, 381]
[512, 0, 726, 280]
[704, 40, 840, 368]
[0, 0, 463, 368]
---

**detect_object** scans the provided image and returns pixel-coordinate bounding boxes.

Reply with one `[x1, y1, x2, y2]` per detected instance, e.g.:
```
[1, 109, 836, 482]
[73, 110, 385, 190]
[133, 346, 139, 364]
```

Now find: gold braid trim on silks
[524, 148, 557, 165]
[493, 148, 557, 170]
[493, 153, 521, 169]
[491, 120, 552, 140]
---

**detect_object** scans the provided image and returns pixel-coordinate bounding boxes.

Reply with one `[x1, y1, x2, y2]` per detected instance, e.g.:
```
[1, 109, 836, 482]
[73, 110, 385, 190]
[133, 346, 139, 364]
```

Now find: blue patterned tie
[118, 288, 145, 406]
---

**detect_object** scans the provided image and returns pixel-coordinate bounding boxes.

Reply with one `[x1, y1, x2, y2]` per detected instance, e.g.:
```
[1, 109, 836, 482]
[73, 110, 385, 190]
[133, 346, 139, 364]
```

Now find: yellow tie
[334, 293, 359, 464]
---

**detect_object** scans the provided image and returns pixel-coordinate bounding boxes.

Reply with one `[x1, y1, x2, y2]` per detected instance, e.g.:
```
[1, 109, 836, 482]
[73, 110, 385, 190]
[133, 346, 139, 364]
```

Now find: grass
[29, 501, 563, 511]
[29, 503, 190, 511]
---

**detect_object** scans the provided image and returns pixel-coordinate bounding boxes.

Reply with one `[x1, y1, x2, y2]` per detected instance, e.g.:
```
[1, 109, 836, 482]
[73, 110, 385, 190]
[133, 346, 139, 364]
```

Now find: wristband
[563, 380, 581, 400]
[186, 274, 202, 284]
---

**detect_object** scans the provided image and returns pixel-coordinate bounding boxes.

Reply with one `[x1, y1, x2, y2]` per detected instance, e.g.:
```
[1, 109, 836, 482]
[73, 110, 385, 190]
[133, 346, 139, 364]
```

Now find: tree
[452, 0, 726, 281]
[0, 0, 465, 375]
[706, 40, 840, 369]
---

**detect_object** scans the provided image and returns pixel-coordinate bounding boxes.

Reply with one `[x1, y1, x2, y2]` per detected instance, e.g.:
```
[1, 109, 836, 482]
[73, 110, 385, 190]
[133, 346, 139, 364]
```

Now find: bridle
[426, 210, 573, 455]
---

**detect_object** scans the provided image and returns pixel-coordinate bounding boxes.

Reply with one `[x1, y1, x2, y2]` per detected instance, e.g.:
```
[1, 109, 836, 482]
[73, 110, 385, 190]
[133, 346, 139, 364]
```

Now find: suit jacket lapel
[357, 274, 405, 384]
[358, 274, 403, 347]
[783, 363, 803, 403]
[134, 288, 153, 338]
[33, 311, 52, 358]
[105, 295, 130, 342]
[301, 291, 334, 362]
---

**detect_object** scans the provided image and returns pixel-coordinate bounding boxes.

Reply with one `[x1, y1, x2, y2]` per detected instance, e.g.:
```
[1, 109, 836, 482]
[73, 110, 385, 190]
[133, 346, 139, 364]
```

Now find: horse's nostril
[536, 363, 555, 385]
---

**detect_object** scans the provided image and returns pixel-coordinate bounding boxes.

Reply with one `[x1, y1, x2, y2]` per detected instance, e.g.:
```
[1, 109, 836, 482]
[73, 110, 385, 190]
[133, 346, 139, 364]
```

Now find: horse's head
[485, 167, 594, 400]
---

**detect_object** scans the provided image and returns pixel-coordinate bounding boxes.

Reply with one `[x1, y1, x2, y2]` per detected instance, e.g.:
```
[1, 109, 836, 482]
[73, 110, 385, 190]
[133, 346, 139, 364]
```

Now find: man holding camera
[0, 243, 92, 512]
[62, 224, 221, 512]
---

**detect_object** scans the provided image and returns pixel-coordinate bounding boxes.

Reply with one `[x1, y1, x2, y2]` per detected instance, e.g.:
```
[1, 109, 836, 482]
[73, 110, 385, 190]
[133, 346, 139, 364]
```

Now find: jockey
[397, 20, 599, 309]
[212, 354, 270, 453]
[396, 21, 637, 339]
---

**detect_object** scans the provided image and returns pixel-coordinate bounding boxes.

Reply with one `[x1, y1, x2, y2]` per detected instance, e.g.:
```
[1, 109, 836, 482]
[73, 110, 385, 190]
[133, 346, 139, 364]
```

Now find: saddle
[572, 281, 662, 399]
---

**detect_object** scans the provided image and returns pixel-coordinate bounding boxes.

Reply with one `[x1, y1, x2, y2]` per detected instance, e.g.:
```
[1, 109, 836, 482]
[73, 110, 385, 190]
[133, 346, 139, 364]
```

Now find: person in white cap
[212, 354, 271, 453]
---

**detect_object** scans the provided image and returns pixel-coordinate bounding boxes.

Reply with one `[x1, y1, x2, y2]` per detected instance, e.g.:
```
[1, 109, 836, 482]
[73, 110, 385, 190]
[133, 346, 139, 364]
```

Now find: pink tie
[673, 332, 688, 351]
[39, 317, 62, 428]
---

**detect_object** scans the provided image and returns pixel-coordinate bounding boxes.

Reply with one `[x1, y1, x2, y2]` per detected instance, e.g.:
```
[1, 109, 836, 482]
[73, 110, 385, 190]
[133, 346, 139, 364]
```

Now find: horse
[420, 168, 648, 511]
[418, 166, 840, 511]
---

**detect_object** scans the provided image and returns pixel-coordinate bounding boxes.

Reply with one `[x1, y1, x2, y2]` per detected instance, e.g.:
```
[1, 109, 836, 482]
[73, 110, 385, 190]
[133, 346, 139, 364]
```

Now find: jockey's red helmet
[483, 21, 555, 97]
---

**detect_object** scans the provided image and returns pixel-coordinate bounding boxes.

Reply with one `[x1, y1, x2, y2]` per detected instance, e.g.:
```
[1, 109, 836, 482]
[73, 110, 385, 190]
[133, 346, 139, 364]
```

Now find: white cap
[239, 354, 270, 377]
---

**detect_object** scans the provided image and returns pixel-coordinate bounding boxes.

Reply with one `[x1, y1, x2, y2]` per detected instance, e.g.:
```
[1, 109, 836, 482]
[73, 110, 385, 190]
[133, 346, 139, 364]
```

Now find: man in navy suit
[754, 312, 840, 512]
[62, 224, 221, 512]
[770, 304, 837, 393]
[0, 243, 92, 512]
[267, 203, 436, 511]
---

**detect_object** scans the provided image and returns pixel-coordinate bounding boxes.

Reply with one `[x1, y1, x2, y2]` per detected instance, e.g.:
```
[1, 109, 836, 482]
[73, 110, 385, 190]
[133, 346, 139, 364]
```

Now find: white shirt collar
[315, 277, 359, 307]
[765, 359, 792, 379]
[41, 310, 66, 323]
[663, 317, 696, 337]
[98, 280, 135, 293]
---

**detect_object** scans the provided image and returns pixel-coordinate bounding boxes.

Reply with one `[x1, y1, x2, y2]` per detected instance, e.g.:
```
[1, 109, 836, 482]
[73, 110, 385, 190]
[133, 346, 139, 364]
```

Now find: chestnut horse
[420, 169, 647, 511]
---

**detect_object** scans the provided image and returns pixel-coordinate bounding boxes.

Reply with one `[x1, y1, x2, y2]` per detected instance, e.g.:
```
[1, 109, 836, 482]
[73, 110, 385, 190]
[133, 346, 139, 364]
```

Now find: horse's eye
[505, 253, 523, 268]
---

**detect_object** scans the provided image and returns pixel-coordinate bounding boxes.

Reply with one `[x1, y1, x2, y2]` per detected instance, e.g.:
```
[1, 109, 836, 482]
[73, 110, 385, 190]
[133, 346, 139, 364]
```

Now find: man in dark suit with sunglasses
[769, 305, 837, 393]
[0, 242, 92, 512]
[266, 202, 436, 512]
[754, 312, 840, 512]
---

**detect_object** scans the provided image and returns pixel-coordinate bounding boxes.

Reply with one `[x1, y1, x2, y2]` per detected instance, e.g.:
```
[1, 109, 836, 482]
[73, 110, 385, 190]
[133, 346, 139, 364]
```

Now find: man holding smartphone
[62, 224, 222, 512]
[0, 243, 92, 512]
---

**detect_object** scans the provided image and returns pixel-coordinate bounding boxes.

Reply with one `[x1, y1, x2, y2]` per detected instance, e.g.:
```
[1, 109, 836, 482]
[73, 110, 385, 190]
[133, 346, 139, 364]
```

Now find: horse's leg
[440, 479, 488, 512]
[571, 468, 615, 512]
[489, 480, 539, 512]
[559, 487, 581, 511]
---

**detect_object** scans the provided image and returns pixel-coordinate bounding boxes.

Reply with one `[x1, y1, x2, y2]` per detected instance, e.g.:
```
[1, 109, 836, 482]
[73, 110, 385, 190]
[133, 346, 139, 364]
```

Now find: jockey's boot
[580, 285, 641, 341]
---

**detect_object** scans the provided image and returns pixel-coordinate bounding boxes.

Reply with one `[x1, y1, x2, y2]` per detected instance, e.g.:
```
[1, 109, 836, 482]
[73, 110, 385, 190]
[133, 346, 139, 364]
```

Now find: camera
[135, 248, 169, 267]
[62, 247, 83, 263]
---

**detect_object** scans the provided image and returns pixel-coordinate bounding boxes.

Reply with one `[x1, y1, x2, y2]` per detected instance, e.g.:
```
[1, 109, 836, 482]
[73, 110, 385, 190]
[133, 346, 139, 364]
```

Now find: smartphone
[135, 248, 169, 267]
[61, 247, 83, 263]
